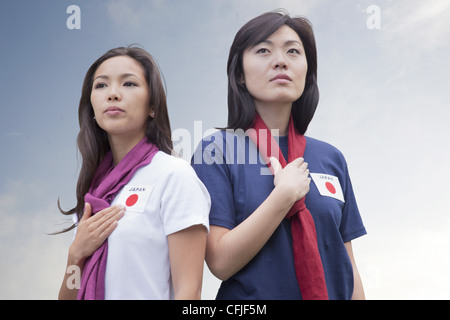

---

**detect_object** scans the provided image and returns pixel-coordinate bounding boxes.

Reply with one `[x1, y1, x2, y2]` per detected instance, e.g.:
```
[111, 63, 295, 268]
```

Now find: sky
[0, 0, 449, 300]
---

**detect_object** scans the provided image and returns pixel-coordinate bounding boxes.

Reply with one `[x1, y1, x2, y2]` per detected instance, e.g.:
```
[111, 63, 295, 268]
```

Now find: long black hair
[57, 46, 172, 233]
[226, 10, 319, 134]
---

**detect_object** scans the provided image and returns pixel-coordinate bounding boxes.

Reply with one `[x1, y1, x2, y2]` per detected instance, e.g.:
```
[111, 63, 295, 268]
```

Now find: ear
[239, 74, 245, 85]
[149, 109, 155, 118]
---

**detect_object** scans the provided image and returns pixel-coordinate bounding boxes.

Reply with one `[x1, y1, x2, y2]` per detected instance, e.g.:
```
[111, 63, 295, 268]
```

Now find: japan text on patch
[116, 185, 153, 212]
[310, 173, 345, 202]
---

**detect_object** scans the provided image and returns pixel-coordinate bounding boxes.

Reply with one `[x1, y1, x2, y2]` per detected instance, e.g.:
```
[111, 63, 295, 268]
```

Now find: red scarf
[247, 113, 328, 300]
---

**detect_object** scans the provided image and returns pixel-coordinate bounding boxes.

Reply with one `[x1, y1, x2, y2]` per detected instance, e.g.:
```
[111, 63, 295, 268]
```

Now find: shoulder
[134, 151, 199, 183]
[146, 151, 210, 202]
[305, 136, 342, 154]
[153, 150, 191, 169]
[305, 136, 347, 164]
[154, 151, 200, 177]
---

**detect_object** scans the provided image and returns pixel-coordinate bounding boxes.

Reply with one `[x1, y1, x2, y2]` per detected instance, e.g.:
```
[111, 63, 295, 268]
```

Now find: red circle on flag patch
[126, 194, 139, 207]
[325, 182, 336, 194]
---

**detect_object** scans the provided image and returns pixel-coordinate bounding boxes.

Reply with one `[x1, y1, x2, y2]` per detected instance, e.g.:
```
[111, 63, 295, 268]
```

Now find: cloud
[104, 0, 321, 34]
[356, 222, 450, 299]
[0, 180, 73, 299]
[2, 0, 449, 300]
[105, 0, 143, 31]
[382, 0, 450, 58]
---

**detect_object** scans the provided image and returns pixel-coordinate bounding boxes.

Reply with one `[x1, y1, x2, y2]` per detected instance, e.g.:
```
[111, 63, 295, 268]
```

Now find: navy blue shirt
[192, 130, 366, 300]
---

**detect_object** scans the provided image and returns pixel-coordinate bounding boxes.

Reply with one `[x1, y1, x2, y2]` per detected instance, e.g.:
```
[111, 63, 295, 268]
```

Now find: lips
[105, 106, 124, 113]
[270, 73, 292, 82]
[104, 106, 124, 116]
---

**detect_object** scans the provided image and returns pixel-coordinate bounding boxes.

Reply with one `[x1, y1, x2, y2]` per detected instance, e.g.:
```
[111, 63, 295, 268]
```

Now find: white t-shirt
[103, 151, 210, 299]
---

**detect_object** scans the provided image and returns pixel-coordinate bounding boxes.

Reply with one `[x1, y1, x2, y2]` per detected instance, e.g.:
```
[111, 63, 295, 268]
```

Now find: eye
[124, 81, 138, 87]
[287, 48, 300, 54]
[256, 48, 270, 54]
[94, 82, 107, 89]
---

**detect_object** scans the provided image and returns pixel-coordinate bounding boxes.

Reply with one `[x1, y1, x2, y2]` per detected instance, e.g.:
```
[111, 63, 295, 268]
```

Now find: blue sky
[1, 0, 449, 299]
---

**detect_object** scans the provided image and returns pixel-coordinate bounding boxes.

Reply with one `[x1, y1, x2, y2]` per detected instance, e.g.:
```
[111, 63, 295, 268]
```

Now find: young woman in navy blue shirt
[192, 11, 366, 300]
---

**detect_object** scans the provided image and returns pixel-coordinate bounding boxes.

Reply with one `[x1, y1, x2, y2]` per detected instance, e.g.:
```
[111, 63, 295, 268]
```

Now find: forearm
[58, 247, 85, 300]
[344, 241, 365, 300]
[351, 265, 365, 300]
[169, 225, 207, 300]
[206, 185, 296, 280]
[173, 282, 202, 300]
[58, 204, 124, 299]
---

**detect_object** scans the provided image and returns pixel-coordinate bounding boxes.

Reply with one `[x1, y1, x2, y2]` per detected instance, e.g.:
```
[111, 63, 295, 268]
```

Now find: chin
[272, 90, 303, 102]
[273, 95, 301, 105]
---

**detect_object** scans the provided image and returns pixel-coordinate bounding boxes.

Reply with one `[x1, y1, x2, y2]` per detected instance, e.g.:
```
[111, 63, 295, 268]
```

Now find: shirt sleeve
[159, 158, 211, 236]
[338, 157, 367, 243]
[191, 132, 237, 230]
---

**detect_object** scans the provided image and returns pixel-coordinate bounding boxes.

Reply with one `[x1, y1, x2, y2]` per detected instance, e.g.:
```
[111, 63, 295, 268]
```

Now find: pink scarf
[76, 137, 159, 300]
[247, 114, 328, 300]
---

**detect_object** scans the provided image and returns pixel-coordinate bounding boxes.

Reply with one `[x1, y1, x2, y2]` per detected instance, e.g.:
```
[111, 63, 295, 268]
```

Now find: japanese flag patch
[310, 173, 345, 203]
[116, 185, 153, 212]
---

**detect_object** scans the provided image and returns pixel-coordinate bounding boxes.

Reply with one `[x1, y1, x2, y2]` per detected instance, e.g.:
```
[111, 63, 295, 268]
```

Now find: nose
[108, 85, 121, 101]
[274, 61, 287, 70]
[273, 51, 287, 70]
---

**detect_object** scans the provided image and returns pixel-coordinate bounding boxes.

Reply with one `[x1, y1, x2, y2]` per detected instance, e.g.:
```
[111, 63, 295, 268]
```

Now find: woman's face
[242, 25, 308, 109]
[91, 55, 151, 140]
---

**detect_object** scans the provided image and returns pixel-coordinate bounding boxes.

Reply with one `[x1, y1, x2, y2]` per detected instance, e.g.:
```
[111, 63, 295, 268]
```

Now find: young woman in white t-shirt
[57, 47, 210, 299]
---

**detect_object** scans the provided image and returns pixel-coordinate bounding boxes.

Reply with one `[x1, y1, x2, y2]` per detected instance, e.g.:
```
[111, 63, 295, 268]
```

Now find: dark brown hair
[226, 10, 319, 134]
[58, 46, 172, 232]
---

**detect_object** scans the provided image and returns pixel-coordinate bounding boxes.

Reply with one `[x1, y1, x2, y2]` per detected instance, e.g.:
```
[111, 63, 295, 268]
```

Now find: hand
[270, 157, 311, 202]
[69, 203, 125, 265]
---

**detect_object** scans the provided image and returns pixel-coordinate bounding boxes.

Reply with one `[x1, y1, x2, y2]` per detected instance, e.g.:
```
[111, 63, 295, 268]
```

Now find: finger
[92, 205, 125, 228]
[97, 210, 125, 240]
[80, 203, 92, 222]
[299, 161, 308, 170]
[269, 157, 282, 175]
[98, 220, 119, 242]
[292, 157, 304, 168]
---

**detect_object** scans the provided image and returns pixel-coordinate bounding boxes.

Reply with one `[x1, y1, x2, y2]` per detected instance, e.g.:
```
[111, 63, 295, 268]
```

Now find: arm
[206, 157, 310, 281]
[168, 224, 207, 300]
[58, 203, 125, 300]
[344, 241, 365, 300]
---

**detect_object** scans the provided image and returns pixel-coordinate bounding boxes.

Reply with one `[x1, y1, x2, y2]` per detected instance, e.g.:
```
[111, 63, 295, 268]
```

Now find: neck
[108, 133, 146, 166]
[255, 102, 292, 136]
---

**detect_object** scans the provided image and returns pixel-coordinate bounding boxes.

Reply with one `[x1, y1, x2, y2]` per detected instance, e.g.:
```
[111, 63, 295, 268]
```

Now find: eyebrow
[259, 39, 303, 47]
[94, 73, 140, 81]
